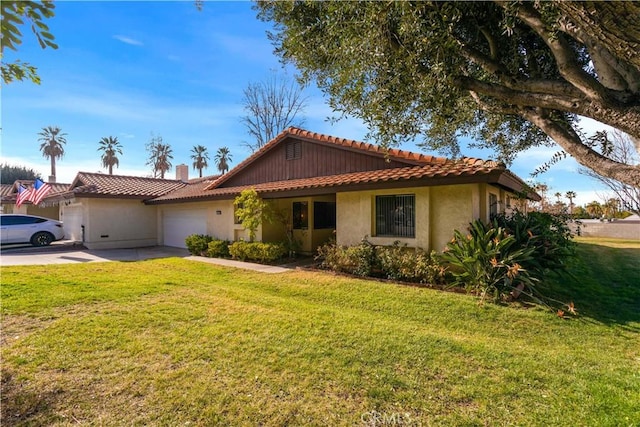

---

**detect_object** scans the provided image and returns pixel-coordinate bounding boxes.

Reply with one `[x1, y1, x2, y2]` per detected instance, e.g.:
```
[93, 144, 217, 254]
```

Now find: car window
[14, 216, 38, 225]
[0, 216, 18, 226]
[0, 216, 45, 225]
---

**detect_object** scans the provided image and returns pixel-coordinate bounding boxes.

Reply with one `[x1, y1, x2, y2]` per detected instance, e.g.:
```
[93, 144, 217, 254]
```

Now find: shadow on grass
[0, 369, 66, 426]
[544, 241, 640, 329]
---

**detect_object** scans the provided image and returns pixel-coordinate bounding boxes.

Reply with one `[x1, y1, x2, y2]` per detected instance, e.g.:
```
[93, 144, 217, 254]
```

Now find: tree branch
[504, 2, 609, 102]
[520, 109, 640, 187]
[558, 19, 640, 93]
[458, 42, 584, 98]
[455, 76, 640, 139]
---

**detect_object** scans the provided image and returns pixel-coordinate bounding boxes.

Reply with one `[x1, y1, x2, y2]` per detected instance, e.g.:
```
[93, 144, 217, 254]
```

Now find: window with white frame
[375, 194, 415, 238]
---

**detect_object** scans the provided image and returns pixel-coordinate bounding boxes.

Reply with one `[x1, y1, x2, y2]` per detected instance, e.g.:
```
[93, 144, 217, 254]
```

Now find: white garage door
[62, 205, 84, 242]
[163, 209, 207, 248]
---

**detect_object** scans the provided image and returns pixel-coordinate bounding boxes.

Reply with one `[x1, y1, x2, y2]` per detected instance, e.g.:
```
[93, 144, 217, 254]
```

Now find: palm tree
[146, 136, 173, 178]
[97, 136, 123, 175]
[38, 126, 67, 179]
[190, 145, 209, 178]
[554, 192, 562, 203]
[565, 191, 576, 215]
[215, 147, 232, 174]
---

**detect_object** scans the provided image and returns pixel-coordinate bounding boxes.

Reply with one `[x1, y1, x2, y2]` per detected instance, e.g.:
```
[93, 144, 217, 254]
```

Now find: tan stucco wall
[83, 199, 158, 249]
[337, 187, 431, 249]
[337, 184, 487, 252]
[429, 185, 477, 252]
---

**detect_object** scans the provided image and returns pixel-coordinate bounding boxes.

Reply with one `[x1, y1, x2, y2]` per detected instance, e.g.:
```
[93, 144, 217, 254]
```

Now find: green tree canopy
[1, 0, 58, 85]
[234, 188, 269, 242]
[0, 164, 41, 184]
[256, 1, 640, 187]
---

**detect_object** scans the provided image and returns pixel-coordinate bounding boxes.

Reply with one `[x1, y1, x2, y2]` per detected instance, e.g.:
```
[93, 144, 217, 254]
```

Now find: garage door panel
[163, 210, 207, 248]
[62, 206, 83, 242]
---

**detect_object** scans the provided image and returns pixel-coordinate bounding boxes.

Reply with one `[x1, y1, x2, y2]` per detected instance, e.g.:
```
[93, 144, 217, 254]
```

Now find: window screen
[375, 195, 415, 237]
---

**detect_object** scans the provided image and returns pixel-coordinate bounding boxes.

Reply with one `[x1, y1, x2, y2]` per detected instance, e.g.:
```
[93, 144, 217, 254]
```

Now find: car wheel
[31, 231, 54, 247]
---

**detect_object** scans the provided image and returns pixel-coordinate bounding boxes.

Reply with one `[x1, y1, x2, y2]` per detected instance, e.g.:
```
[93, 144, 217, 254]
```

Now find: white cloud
[113, 35, 144, 46]
[577, 116, 615, 136]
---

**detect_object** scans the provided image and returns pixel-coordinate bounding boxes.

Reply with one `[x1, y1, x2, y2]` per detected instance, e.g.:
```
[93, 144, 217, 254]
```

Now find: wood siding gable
[218, 136, 415, 188]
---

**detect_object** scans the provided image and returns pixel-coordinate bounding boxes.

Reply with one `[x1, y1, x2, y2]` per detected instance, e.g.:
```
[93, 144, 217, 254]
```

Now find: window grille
[375, 195, 415, 238]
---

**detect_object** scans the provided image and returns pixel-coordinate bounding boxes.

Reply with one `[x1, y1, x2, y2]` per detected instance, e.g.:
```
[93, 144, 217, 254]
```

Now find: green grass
[1, 239, 639, 426]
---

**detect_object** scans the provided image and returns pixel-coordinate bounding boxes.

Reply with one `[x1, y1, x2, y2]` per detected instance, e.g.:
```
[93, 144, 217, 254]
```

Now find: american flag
[29, 178, 52, 206]
[15, 184, 32, 208]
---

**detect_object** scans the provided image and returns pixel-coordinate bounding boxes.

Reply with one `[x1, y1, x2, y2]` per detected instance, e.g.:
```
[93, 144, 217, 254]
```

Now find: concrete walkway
[0, 244, 292, 273]
[186, 255, 290, 273]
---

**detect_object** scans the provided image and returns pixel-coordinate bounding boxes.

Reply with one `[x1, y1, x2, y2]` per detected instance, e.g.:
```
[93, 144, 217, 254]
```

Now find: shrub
[377, 242, 447, 284]
[491, 211, 577, 277]
[185, 234, 213, 256]
[441, 220, 538, 302]
[316, 237, 376, 277]
[228, 241, 286, 263]
[207, 239, 230, 258]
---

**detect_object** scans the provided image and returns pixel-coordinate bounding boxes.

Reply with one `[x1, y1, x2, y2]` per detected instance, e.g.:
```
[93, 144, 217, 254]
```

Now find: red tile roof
[149, 176, 221, 202]
[0, 184, 14, 198]
[205, 127, 453, 191]
[0, 181, 71, 203]
[69, 172, 188, 199]
[149, 160, 531, 203]
[147, 127, 537, 202]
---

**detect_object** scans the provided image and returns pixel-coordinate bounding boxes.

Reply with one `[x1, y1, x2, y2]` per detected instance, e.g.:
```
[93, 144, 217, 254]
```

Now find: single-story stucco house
[32, 127, 538, 252]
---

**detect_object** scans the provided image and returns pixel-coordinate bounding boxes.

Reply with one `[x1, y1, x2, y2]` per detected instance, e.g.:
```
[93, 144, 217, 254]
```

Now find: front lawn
[1, 239, 639, 426]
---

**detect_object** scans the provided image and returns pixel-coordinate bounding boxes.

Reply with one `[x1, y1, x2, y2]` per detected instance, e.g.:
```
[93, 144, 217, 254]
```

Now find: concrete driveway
[0, 242, 191, 266]
[0, 241, 292, 273]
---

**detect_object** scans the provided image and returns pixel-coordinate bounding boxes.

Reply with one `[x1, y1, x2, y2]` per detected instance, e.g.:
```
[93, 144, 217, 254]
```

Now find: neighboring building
[0, 180, 70, 219]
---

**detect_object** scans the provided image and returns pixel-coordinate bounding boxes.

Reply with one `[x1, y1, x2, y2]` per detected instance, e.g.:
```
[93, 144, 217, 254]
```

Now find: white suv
[0, 214, 65, 246]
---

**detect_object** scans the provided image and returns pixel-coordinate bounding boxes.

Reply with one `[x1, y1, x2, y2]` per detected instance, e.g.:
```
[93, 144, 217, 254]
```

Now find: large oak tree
[256, 1, 640, 187]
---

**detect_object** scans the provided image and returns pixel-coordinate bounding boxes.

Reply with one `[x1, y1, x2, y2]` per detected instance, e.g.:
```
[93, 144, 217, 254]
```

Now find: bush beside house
[316, 211, 577, 309]
[185, 234, 286, 263]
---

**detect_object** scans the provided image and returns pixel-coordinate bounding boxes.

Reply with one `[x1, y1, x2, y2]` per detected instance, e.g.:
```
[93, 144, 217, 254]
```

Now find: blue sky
[2, 1, 614, 206]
